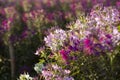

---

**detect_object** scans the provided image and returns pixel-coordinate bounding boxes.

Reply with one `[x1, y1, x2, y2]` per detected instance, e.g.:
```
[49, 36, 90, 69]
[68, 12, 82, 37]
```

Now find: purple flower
[1, 18, 13, 31]
[83, 38, 104, 55]
[93, 43, 105, 55]
[84, 38, 93, 48]
[68, 46, 78, 51]
[0, 8, 5, 16]
[46, 13, 54, 21]
[88, 5, 120, 27]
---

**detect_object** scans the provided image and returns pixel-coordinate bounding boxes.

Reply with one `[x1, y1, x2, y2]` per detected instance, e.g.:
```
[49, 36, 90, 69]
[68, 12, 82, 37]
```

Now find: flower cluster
[82, 27, 114, 55]
[23, 9, 44, 29]
[87, 4, 120, 28]
[44, 29, 67, 51]
[0, 18, 13, 32]
[44, 5, 120, 60]
[41, 64, 74, 80]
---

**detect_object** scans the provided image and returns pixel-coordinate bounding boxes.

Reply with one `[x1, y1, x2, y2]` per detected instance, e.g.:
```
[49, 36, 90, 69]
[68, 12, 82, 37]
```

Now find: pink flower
[46, 13, 54, 21]
[1, 18, 13, 31]
[83, 38, 93, 55]
[59, 49, 69, 61]
[84, 38, 92, 48]
[22, 13, 28, 22]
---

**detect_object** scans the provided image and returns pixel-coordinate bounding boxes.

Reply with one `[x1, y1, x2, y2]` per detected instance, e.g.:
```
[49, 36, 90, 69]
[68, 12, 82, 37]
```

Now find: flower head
[44, 29, 67, 51]
[59, 49, 70, 61]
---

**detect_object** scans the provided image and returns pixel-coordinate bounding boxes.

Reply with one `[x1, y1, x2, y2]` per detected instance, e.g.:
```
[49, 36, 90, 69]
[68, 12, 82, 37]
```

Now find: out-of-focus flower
[20, 0, 32, 12]
[20, 28, 29, 39]
[18, 73, 32, 80]
[112, 27, 120, 45]
[1, 18, 13, 31]
[46, 12, 55, 22]
[88, 4, 120, 28]
[116, 1, 120, 9]
[22, 9, 44, 31]
[0, 8, 5, 16]
[4, 6, 17, 18]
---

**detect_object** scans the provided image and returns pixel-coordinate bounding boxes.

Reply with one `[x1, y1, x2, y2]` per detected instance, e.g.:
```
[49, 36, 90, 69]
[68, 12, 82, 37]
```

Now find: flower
[59, 49, 70, 61]
[64, 70, 71, 74]
[68, 31, 81, 51]
[83, 38, 94, 55]
[116, 1, 120, 9]
[1, 18, 13, 31]
[112, 27, 120, 45]
[88, 4, 120, 28]
[42, 70, 53, 80]
[34, 46, 45, 56]
[18, 73, 32, 80]
[40, 64, 73, 80]
[52, 64, 60, 70]
[44, 29, 67, 51]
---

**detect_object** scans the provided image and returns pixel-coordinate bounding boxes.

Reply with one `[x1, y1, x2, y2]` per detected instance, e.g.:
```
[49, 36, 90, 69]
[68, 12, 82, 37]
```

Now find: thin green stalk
[8, 41, 15, 80]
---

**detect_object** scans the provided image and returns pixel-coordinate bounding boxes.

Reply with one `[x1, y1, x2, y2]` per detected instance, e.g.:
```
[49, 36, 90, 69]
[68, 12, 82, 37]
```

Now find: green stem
[8, 41, 15, 80]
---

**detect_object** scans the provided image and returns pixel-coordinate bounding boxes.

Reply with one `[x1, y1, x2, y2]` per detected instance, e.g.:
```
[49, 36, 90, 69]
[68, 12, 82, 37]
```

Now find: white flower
[64, 70, 71, 74]
[52, 64, 60, 70]
[34, 50, 39, 55]
[113, 28, 119, 35]
[18, 73, 32, 80]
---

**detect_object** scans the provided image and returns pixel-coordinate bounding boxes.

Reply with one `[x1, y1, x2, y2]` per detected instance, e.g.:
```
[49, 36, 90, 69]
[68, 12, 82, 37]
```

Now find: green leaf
[39, 59, 45, 64]
[117, 25, 120, 32]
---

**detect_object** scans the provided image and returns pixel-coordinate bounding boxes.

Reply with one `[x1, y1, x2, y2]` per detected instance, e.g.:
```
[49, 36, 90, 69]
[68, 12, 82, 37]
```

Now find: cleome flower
[41, 64, 74, 80]
[87, 4, 120, 28]
[44, 29, 67, 51]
